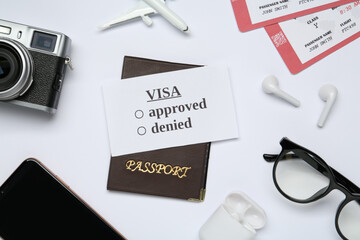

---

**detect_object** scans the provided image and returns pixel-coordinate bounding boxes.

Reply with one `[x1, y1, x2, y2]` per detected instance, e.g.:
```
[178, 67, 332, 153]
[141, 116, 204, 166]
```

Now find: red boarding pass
[231, 0, 358, 31]
[265, 1, 360, 73]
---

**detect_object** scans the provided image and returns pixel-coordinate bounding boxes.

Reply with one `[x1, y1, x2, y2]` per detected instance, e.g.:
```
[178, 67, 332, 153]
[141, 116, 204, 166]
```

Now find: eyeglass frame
[263, 137, 360, 240]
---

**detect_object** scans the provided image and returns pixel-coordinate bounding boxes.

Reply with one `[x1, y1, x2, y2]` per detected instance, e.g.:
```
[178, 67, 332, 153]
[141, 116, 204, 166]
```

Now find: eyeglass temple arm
[263, 154, 276, 162]
[263, 153, 296, 162]
[263, 153, 360, 194]
[264, 153, 329, 175]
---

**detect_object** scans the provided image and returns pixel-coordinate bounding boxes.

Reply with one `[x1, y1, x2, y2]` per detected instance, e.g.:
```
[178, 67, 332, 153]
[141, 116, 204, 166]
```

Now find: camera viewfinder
[31, 31, 57, 52]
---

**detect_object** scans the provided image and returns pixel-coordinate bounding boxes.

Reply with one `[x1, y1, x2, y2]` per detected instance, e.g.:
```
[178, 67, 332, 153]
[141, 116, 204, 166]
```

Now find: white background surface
[1, 1, 360, 239]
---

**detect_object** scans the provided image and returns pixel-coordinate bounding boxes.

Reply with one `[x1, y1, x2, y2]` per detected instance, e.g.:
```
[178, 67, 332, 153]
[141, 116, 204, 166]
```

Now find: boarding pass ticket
[231, 0, 357, 31]
[265, 1, 360, 73]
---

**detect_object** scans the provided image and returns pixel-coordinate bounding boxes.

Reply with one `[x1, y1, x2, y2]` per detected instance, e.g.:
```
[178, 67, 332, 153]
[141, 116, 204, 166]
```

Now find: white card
[102, 65, 239, 156]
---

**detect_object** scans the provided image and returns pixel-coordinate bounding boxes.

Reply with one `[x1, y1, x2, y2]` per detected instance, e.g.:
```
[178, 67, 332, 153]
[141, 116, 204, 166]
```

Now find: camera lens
[0, 56, 11, 78]
[0, 45, 22, 92]
[0, 38, 33, 100]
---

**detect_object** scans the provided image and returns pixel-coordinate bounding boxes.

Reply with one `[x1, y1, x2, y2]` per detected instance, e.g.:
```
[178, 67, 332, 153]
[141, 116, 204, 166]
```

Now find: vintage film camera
[0, 19, 72, 114]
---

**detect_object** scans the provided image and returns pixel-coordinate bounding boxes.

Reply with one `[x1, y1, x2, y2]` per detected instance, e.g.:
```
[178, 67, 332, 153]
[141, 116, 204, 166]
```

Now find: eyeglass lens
[338, 200, 360, 239]
[275, 152, 330, 201]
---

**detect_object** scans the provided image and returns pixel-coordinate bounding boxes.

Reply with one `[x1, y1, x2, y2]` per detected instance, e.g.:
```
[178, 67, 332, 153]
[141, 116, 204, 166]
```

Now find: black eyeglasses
[263, 137, 360, 240]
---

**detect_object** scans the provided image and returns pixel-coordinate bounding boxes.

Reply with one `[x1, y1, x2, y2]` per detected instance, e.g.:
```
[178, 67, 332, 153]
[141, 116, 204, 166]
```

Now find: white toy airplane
[100, 0, 190, 33]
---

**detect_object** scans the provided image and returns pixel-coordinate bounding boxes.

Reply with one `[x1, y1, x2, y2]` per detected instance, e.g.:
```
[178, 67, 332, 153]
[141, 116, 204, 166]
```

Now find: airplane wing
[100, 0, 166, 30]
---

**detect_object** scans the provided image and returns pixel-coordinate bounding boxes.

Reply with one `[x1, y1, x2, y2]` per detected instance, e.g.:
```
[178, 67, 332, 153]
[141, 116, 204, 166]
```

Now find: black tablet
[0, 159, 126, 240]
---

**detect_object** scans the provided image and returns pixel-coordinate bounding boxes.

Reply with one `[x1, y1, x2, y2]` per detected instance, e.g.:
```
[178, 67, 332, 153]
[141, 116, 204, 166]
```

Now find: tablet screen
[0, 159, 126, 240]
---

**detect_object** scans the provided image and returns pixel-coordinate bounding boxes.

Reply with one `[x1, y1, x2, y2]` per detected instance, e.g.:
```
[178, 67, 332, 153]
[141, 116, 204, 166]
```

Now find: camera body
[0, 19, 72, 114]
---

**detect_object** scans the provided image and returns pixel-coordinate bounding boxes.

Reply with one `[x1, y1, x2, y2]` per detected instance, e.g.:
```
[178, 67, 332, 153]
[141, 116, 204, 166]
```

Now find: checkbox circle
[137, 126, 146, 136]
[135, 110, 144, 119]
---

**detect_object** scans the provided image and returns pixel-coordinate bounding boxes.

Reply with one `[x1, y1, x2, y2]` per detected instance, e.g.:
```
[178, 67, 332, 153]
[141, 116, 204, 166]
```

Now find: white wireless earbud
[262, 75, 301, 107]
[317, 84, 338, 128]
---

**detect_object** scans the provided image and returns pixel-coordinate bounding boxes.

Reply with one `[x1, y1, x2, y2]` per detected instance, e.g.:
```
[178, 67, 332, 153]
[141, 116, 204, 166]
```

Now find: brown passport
[107, 56, 211, 201]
